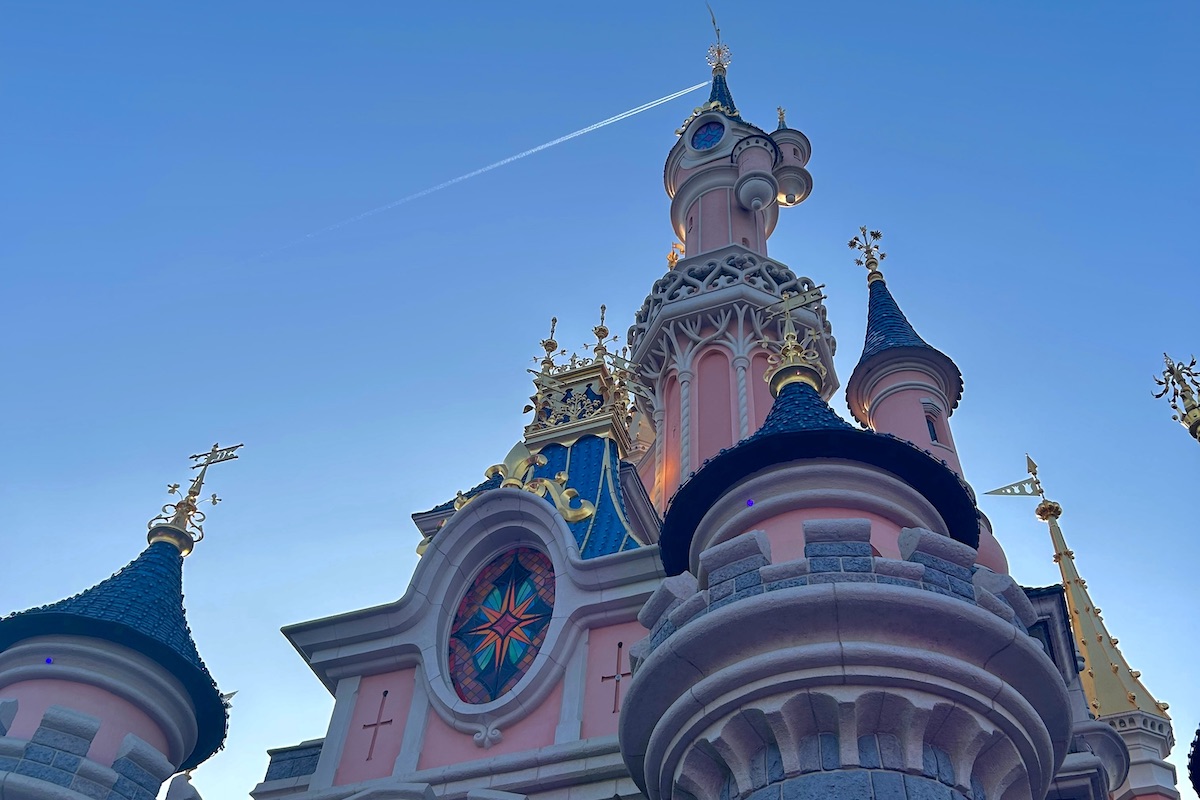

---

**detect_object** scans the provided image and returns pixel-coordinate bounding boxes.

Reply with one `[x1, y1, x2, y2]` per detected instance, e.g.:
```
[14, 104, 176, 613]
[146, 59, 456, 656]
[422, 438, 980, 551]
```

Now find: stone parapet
[0, 701, 169, 800]
[632, 524, 1037, 669]
[621, 522, 1072, 800]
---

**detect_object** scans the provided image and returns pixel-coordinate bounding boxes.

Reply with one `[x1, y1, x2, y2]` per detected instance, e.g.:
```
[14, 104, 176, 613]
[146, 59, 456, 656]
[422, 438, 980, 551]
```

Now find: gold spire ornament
[148, 443, 243, 556]
[705, 4, 731, 74]
[761, 292, 827, 396]
[777, 106, 787, 129]
[452, 442, 595, 524]
[666, 242, 684, 268]
[986, 456, 1171, 721]
[848, 226, 887, 284]
[1153, 353, 1200, 443]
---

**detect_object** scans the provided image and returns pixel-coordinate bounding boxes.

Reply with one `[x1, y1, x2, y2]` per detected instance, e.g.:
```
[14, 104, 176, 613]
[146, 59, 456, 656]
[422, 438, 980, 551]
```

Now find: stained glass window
[448, 547, 555, 704]
[691, 120, 725, 150]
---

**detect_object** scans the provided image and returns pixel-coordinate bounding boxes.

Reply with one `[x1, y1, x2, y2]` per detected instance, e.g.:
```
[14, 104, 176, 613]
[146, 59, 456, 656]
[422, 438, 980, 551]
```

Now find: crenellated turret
[0, 445, 238, 795]
[622, 320, 1073, 800]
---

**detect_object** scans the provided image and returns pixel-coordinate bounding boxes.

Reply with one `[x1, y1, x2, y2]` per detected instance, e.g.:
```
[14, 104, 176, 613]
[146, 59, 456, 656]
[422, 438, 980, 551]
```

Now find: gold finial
[480, 442, 595, 523]
[1153, 353, 1200, 443]
[590, 304, 618, 359]
[761, 292, 827, 396]
[705, 3, 731, 74]
[148, 443, 243, 556]
[986, 456, 1171, 722]
[777, 106, 787, 129]
[667, 242, 684, 268]
[538, 317, 565, 372]
[848, 226, 887, 284]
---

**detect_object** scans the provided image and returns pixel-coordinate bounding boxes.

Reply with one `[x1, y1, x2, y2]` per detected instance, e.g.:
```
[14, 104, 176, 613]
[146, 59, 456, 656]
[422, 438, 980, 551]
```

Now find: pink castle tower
[629, 39, 832, 509]
[246, 36, 1182, 800]
[0, 445, 236, 798]
[842, 238, 1008, 572]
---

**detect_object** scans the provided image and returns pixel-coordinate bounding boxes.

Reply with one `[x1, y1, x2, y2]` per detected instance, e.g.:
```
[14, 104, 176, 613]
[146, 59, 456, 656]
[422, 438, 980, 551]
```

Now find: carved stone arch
[707, 707, 777, 798]
[675, 738, 731, 800]
[418, 488, 583, 747]
[968, 734, 1026, 800]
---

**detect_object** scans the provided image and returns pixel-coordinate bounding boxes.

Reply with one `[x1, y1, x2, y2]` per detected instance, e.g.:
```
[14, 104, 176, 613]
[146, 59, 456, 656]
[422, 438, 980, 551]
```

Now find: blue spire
[707, 69, 745, 124]
[753, 381, 855, 438]
[0, 540, 227, 770]
[854, 278, 963, 408]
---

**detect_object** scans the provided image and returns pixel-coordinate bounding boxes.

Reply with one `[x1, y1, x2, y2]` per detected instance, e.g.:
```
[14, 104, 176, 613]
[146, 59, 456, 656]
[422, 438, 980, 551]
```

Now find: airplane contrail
[246, 81, 709, 263]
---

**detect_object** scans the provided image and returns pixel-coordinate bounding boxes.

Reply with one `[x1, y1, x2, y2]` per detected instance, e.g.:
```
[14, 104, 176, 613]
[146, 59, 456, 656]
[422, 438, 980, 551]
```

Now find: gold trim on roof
[987, 456, 1170, 720]
[1154, 353, 1200, 443]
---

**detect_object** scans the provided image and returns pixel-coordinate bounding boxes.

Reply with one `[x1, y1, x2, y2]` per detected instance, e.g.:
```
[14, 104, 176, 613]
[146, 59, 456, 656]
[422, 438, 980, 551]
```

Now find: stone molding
[0, 707, 167, 800]
[283, 489, 663, 749]
[0, 636, 197, 767]
[685, 460, 952, 575]
[621, 525, 1072, 800]
[252, 735, 632, 800]
[847, 353, 963, 429]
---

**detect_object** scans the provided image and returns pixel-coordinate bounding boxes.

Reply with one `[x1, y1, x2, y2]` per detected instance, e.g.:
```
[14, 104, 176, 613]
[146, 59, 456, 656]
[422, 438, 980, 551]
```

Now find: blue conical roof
[753, 380, 855, 438]
[658, 380, 978, 575]
[0, 540, 227, 770]
[708, 70, 746, 124]
[851, 278, 963, 418]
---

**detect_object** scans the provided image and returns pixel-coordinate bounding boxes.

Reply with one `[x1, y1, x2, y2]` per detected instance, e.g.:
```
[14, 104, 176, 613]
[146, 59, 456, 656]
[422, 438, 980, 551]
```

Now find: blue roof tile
[424, 473, 502, 514]
[659, 381, 978, 575]
[0, 540, 227, 770]
[852, 278, 963, 414]
[860, 279, 935, 361]
[708, 72, 745, 123]
[753, 381, 856, 438]
[424, 436, 641, 559]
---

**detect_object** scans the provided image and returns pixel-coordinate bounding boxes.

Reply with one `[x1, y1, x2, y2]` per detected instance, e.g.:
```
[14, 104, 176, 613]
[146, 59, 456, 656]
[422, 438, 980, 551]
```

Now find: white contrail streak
[247, 81, 708, 262]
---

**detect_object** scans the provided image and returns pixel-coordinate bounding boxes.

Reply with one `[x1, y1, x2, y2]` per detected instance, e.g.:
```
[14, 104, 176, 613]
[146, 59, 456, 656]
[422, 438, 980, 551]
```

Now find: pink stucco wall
[1, 678, 169, 766]
[334, 668, 416, 786]
[866, 374, 963, 476]
[699, 190, 730, 253]
[417, 680, 563, 770]
[747, 508, 900, 563]
[976, 526, 1009, 574]
[696, 348, 734, 466]
[580, 620, 646, 740]
[737, 147, 773, 175]
[750, 352, 774, 432]
[662, 377, 682, 503]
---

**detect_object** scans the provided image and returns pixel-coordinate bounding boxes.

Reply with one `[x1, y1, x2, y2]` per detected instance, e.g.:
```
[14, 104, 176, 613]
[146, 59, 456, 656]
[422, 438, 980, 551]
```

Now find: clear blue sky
[2, 2, 1197, 797]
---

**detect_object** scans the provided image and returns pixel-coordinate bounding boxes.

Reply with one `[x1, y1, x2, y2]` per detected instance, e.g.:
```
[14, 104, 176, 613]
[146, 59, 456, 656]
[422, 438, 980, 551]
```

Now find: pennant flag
[985, 479, 1040, 497]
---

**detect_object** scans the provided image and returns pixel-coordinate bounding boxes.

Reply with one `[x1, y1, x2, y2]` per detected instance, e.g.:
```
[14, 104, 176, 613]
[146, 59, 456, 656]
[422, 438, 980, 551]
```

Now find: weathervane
[848, 226, 887, 283]
[666, 242, 684, 268]
[149, 443, 243, 556]
[705, 3, 731, 72]
[760, 292, 827, 396]
[985, 454, 1061, 523]
[1153, 353, 1200, 443]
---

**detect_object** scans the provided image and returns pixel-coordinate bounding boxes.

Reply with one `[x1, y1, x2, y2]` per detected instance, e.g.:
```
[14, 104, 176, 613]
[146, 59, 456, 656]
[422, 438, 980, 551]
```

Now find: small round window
[691, 120, 725, 150]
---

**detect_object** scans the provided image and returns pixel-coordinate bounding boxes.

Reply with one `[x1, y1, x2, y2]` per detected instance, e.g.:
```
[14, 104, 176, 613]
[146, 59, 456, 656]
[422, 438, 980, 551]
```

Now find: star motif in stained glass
[451, 550, 553, 703]
[691, 121, 725, 151]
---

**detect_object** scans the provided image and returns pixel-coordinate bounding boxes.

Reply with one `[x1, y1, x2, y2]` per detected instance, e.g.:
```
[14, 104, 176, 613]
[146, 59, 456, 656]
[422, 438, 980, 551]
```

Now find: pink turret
[844, 238, 1008, 572]
[629, 49, 832, 509]
[664, 48, 811, 260]
[0, 446, 235, 794]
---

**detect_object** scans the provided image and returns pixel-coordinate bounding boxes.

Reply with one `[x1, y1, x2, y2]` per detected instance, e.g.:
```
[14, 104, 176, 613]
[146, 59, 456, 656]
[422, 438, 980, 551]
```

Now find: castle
[0, 39, 1185, 800]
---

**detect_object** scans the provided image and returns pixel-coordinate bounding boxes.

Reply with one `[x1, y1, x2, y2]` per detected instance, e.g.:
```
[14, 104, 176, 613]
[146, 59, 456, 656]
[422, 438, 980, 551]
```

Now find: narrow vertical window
[926, 416, 939, 443]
